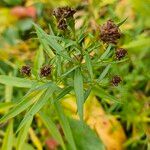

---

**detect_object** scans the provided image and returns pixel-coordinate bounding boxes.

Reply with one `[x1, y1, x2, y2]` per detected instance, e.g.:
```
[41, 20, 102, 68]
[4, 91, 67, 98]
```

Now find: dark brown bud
[57, 19, 67, 30]
[53, 7, 76, 20]
[53, 7, 64, 20]
[100, 20, 121, 44]
[20, 65, 31, 76]
[111, 75, 122, 86]
[40, 65, 51, 77]
[63, 6, 76, 18]
[115, 48, 127, 60]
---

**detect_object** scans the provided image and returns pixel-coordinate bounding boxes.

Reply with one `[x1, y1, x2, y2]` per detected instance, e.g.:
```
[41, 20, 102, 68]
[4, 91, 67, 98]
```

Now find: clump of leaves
[0, 6, 128, 150]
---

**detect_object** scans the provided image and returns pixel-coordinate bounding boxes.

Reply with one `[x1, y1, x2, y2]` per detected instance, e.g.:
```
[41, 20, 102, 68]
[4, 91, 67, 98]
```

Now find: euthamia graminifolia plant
[0, 6, 128, 150]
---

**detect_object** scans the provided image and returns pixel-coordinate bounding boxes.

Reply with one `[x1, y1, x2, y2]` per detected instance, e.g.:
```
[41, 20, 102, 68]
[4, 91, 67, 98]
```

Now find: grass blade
[74, 68, 84, 120]
[39, 111, 66, 150]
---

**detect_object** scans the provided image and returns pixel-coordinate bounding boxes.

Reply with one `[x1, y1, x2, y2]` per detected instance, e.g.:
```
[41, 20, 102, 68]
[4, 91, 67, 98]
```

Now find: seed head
[100, 20, 121, 44]
[111, 75, 122, 86]
[53, 7, 76, 20]
[57, 19, 67, 30]
[63, 6, 76, 18]
[115, 48, 127, 60]
[53, 7, 64, 20]
[20, 65, 31, 76]
[40, 65, 51, 77]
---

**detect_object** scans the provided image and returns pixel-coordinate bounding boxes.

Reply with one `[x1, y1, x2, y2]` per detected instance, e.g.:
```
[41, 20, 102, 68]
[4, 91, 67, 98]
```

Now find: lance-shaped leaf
[39, 111, 66, 150]
[16, 117, 33, 150]
[16, 85, 57, 132]
[0, 75, 35, 88]
[0, 91, 43, 124]
[55, 102, 77, 150]
[74, 68, 84, 121]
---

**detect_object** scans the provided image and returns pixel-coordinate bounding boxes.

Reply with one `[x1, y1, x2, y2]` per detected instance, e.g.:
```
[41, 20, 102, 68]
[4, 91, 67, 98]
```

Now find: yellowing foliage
[62, 95, 126, 150]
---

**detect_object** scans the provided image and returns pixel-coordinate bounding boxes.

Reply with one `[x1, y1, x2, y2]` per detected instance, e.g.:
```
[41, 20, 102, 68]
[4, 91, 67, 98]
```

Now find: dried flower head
[63, 6, 76, 18]
[111, 75, 122, 86]
[57, 19, 67, 30]
[40, 65, 51, 77]
[115, 48, 127, 60]
[53, 7, 64, 20]
[53, 7, 76, 20]
[20, 65, 31, 76]
[100, 20, 121, 44]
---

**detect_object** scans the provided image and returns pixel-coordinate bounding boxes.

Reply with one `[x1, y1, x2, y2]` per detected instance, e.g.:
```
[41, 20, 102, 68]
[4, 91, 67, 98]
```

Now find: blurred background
[0, 0, 150, 150]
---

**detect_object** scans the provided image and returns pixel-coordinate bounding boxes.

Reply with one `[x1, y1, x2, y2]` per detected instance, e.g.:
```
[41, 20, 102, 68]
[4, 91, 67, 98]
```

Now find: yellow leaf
[61, 95, 126, 150]
[29, 128, 42, 150]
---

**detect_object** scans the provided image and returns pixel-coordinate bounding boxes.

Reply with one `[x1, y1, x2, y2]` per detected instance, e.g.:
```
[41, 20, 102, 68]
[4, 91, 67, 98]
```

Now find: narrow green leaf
[34, 24, 71, 61]
[93, 86, 122, 103]
[34, 46, 45, 76]
[61, 66, 78, 78]
[56, 56, 62, 76]
[39, 111, 66, 150]
[54, 86, 73, 103]
[54, 102, 77, 150]
[36, 29, 55, 59]
[0, 91, 43, 124]
[98, 64, 111, 82]
[1, 120, 13, 150]
[84, 88, 92, 102]
[34, 23, 63, 52]
[85, 53, 94, 79]
[117, 17, 128, 27]
[5, 72, 13, 102]
[100, 45, 112, 60]
[48, 24, 55, 35]
[17, 86, 56, 132]
[16, 117, 33, 150]
[0, 102, 14, 113]
[0, 75, 35, 88]
[29, 82, 52, 92]
[74, 68, 84, 121]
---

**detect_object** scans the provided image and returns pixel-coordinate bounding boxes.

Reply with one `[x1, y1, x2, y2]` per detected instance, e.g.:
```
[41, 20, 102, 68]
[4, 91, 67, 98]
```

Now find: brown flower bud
[20, 65, 31, 76]
[53, 7, 76, 20]
[53, 7, 64, 20]
[100, 20, 121, 44]
[57, 19, 67, 30]
[40, 65, 51, 77]
[63, 6, 76, 18]
[115, 48, 127, 60]
[111, 75, 122, 86]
